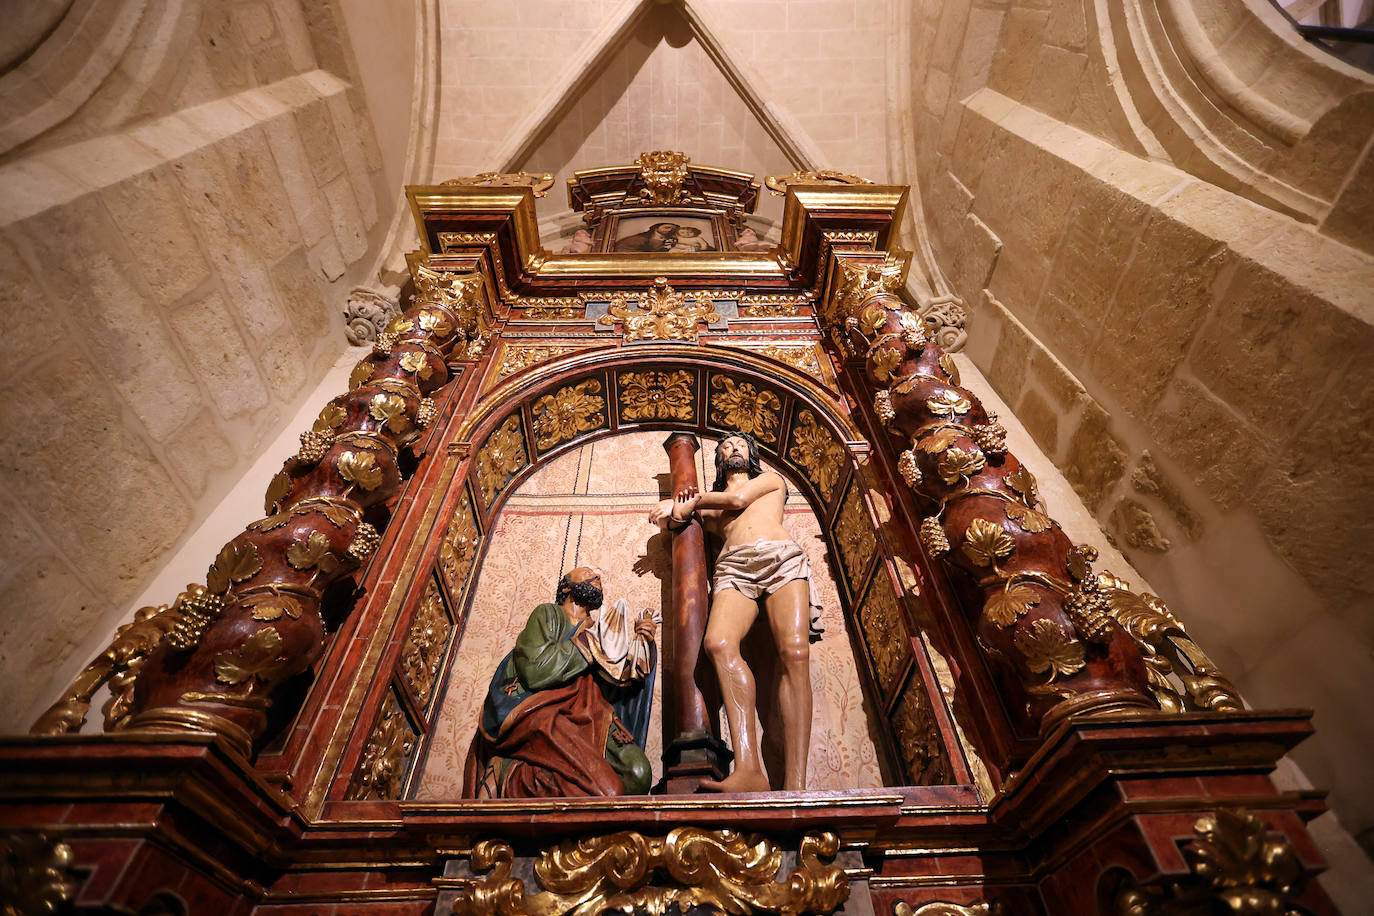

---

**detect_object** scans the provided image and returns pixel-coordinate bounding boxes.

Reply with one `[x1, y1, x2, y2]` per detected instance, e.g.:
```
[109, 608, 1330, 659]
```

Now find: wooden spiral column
[32, 265, 484, 758]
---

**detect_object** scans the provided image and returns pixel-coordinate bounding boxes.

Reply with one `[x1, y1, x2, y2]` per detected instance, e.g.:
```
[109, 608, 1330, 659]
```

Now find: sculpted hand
[634, 613, 656, 641]
[648, 498, 674, 524]
[671, 486, 699, 521]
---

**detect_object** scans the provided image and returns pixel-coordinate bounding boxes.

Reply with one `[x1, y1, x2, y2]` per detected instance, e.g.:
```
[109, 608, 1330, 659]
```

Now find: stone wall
[901, 0, 1374, 846]
[0, 0, 393, 729]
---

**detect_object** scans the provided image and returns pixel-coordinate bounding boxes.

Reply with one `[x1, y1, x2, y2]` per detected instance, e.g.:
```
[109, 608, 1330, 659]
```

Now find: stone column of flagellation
[31, 265, 482, 757]
[828, 255, 1155, 745]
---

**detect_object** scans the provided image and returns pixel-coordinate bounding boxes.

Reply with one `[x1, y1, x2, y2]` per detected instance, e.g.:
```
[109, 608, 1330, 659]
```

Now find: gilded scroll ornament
[833, 252, 908, 326]
[1098, 573, 1243, 713]
[895, 902, 998, 915]
[31, 602, 181, 734]
[453, 829, 848, 916]
[599, 277, 721, 342]
[499, 345, 578, 380]
[1114, 808, 1304, 915]
[635, 150, 694, 204]
[745, 344, 827, 386]
[618, 369, 695, 422]
[401, 578, 451, 706]
[476, 415, 527, 505]
[892, 685, 950, 786]
[0, 832, 76, 914]
[786, 409, 847, 502]
[708, 376, 781, 444]
[441, 171, 555, 197]
[346, 693, 417, 801]
[765, 169, 873, 195]
[532, 379, 606, 451]
[738, 297, 801, 317]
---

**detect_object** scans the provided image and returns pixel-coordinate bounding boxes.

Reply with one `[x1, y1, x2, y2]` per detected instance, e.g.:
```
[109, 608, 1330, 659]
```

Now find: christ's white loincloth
[711, 539, 824, 640]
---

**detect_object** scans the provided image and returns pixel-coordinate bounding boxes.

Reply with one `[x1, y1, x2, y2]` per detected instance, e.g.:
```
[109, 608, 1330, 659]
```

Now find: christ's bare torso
[700, 472, 790, 549]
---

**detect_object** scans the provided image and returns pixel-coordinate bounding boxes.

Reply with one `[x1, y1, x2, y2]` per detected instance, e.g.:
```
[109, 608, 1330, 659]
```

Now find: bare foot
[698, 770, 772, 793]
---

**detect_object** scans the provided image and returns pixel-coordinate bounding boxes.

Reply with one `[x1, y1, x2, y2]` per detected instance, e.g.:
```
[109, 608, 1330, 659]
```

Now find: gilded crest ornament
[765, 169, 873, 196]
[453, 828, 848, 916]
[346, 693, 416, 800]
[440, 170, 555, 197]
[635, 150, 693, 204]
[599, 277, 722, 342]
[498, 345, 579, 380]
[833, 251, 910, 326]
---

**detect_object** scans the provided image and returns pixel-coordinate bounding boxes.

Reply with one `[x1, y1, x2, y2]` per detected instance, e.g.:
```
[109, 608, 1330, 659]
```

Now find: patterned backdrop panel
[416, 431, 883, 797]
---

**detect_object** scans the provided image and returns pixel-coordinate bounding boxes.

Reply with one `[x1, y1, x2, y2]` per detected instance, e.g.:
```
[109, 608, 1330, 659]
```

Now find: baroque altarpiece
[1, 154, 1338, 914]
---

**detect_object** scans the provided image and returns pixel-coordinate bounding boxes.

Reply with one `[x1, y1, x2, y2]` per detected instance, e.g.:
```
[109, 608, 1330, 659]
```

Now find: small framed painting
[600, 209, 733, 253]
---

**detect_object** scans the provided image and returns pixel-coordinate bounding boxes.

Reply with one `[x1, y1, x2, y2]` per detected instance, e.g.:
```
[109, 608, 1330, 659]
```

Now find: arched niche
[308, 345, 966, 803]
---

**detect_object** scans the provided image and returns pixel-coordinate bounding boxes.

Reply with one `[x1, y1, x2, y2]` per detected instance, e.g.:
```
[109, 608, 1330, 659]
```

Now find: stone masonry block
[1015, 386, 1062, 461]
[168, 292, 271, 421]
[217, 127, 302, 263]
[99, 166, 213, 306]
[164, 410, 240, 497]
[987, 8, 1048, 101]
[1091, 214, 1231, 418]
[1026, 44, 1086, 122]
[0, 234, 58, 385]
[270, 248, 330, 341]
[1131, 450, 1202, 539]
[948, 211, 1003, 310]
[1190, 263, 1366, 435]
[323, 174, 368, 265]
[1148, 377, 1266, 510]
[262, 112, 333, 246]
[324, 91, 378, 228]
[1109, 499, 1171, 554]
[296, 98, 346, 186]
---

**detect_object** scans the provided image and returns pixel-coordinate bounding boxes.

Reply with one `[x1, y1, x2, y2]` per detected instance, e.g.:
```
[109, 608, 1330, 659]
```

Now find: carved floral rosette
[85, 273, 478, 756]
[826, 255, 1155, 742]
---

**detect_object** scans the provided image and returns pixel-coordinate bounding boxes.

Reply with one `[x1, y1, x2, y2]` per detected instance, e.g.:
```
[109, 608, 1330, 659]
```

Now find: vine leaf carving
[985, 584, 1040, 627]
[399, 351, 433, 380]
[338, 450, 383, 491]
[1014, 619, 1085, 680]
[919, 428, 959, 454]
[1005, 501, 1052, 533]
[315, 503, 355, 528]
[939, 353, 961, 386]
[264, 470, 292, 514]
[937, 446, 985, 485]
[286, 531, 337, 573]
[369, 393, 411, 433]
[207, 542, 263, 595]
[349, 360, 374, 389]
[962, 518, 1015, 567]
[214, 627, 289, 686]
[249, 510, 292, 533]
[314, 403, 347, 434]
[1004, 466, 1038, 506]
[926, 391, 971, 417]
[245, 592, 303, 621]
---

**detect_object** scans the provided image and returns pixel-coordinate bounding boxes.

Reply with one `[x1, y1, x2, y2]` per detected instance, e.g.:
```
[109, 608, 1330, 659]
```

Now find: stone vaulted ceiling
[430, 0, 897, 230]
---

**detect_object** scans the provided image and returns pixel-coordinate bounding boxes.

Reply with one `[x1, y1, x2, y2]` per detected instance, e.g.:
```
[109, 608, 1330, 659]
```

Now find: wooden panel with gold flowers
[784, 406, 850, 512]
[345, 687, 421, 801]
[890, 675, 952, 785]
[855, 570, 914, 711]
[831, 477, 878, 602]
[399, 573, 456, 716]
[703, 371, 787, 449]
[436, 485, 482, 601]
[529, 373, 611, 455]
[614, 367, 701, 426]
[472, 412, 529, 510]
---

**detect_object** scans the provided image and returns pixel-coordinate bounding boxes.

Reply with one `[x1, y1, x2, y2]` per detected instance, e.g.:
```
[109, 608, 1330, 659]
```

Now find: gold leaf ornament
[1005, 501, 1052, 533]
[313, 403, 347, 434]
[937, 445, 986, 485]
[418, 308, 453, 337]
[1014, 618, 1086, 679]
[939, 352, 961, 386]
[264, 470, 292, 514]
[919, 428, 960, 455]
[398, 350, 434, 381]
[206, 542, 264, 594]
[338, 450, 384, 491]
[286, 530, 338, 573]
[246, 592, 304, 622]
[962, 518, 1015, 567]
[926, 391, 972, 417]
[349, 360, 374, 389]
[369, 392, 411, 433]
[214, 626, 290, 686]
[984, 584, 1040, 627]
[1004, 465, 1039, 506]
[869, 340, 902, 381]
